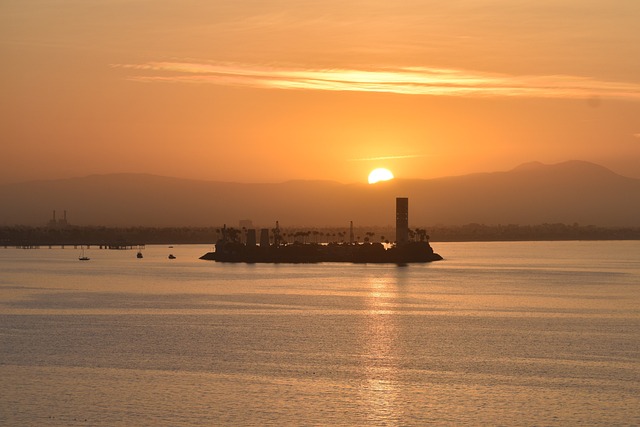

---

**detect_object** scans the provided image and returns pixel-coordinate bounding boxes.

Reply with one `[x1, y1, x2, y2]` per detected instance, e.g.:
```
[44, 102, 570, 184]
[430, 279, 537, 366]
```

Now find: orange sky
[1, 0, 639, 184]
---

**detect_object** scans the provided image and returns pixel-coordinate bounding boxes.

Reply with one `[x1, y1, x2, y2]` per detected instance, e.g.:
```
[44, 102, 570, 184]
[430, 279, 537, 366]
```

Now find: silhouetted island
[200, 197, 443, 264]
[200, 240, 442, 264]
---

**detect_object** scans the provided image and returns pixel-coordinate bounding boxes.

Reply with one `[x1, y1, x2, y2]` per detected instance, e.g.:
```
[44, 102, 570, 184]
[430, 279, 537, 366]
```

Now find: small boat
[168, 254, 176, 259]
[137, 251, 143, 259]
[79, 246, 90, 261]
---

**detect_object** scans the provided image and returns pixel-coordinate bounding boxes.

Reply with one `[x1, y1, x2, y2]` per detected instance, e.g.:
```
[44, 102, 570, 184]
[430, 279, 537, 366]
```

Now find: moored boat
[79, 246, 90, 261]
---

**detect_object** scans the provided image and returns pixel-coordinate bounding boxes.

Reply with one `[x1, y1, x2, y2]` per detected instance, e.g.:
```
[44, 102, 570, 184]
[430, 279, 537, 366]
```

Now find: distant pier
[7, 243, 145, 250]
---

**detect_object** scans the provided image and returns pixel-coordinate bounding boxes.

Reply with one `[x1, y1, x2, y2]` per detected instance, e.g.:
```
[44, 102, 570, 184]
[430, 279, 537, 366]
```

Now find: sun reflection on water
[360, 276, 403, 425]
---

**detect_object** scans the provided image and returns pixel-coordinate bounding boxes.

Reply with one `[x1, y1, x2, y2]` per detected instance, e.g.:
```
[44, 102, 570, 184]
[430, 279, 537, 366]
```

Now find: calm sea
[1, 241, 639, 426]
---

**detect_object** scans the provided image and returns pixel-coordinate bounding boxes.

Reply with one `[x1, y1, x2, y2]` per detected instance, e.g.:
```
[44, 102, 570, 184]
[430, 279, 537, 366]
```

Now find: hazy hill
[1, 161, 639, 227]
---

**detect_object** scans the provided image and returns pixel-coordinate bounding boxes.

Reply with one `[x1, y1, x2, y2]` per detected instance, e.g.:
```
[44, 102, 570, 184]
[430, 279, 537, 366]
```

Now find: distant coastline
[2, 161, 639, 228]
[2, 224, 640, 247]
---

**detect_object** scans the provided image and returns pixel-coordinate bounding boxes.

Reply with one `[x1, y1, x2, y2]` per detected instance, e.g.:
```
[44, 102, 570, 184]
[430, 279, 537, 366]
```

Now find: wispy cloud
[113, 61, 640, 100]
[348, 154, 425, 162]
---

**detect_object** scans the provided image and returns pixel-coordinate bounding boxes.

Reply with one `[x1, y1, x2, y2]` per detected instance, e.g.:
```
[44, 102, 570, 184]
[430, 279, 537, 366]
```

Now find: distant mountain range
[1, 161, 639, 227]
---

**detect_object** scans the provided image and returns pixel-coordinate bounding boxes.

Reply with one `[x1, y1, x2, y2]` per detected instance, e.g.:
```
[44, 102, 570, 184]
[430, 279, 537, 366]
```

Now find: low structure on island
[200, 197, 442, 264]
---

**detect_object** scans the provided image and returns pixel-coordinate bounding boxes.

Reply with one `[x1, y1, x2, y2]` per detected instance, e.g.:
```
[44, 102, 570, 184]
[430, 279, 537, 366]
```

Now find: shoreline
[2, 224, 640, 247]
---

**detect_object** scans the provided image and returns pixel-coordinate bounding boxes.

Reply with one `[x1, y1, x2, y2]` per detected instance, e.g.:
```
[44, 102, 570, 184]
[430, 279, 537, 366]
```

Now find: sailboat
[79, 246, 90, 261]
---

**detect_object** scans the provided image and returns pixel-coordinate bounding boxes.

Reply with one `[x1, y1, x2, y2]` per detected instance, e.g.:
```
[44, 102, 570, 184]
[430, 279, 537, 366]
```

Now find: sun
[368, 168, 395, 184]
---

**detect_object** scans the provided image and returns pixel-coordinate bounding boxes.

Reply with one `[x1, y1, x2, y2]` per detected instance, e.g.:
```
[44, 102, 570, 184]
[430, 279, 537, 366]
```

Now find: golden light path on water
[361, 276, 401, 424]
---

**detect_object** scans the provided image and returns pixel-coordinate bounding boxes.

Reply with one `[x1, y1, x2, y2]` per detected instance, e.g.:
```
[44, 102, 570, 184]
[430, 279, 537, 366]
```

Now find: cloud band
[113, 61, 640, 100]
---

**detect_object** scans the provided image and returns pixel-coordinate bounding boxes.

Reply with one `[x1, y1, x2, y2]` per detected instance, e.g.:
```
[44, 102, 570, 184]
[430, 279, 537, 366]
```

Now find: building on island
[395, 197, 409, 246]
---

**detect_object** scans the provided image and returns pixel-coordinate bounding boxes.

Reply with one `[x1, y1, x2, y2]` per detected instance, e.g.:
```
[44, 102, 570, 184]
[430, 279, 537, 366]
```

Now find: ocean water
[1, 241, 639, 426]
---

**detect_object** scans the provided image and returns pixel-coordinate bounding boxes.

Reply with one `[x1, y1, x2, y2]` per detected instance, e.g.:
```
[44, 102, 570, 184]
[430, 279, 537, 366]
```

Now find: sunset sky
[2, 0, 639, 184]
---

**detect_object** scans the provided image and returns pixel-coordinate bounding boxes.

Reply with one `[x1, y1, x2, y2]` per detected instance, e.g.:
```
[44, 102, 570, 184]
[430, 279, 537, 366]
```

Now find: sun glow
[368, 168, 395, 184]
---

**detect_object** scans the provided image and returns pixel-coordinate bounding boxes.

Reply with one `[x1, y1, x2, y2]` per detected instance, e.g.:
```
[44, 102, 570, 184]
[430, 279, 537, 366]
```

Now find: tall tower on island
[396, 197, 409, 246]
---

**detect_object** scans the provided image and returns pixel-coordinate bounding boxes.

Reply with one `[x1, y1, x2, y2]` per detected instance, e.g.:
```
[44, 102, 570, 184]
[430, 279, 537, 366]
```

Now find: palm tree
[226, 227, 240, 243]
